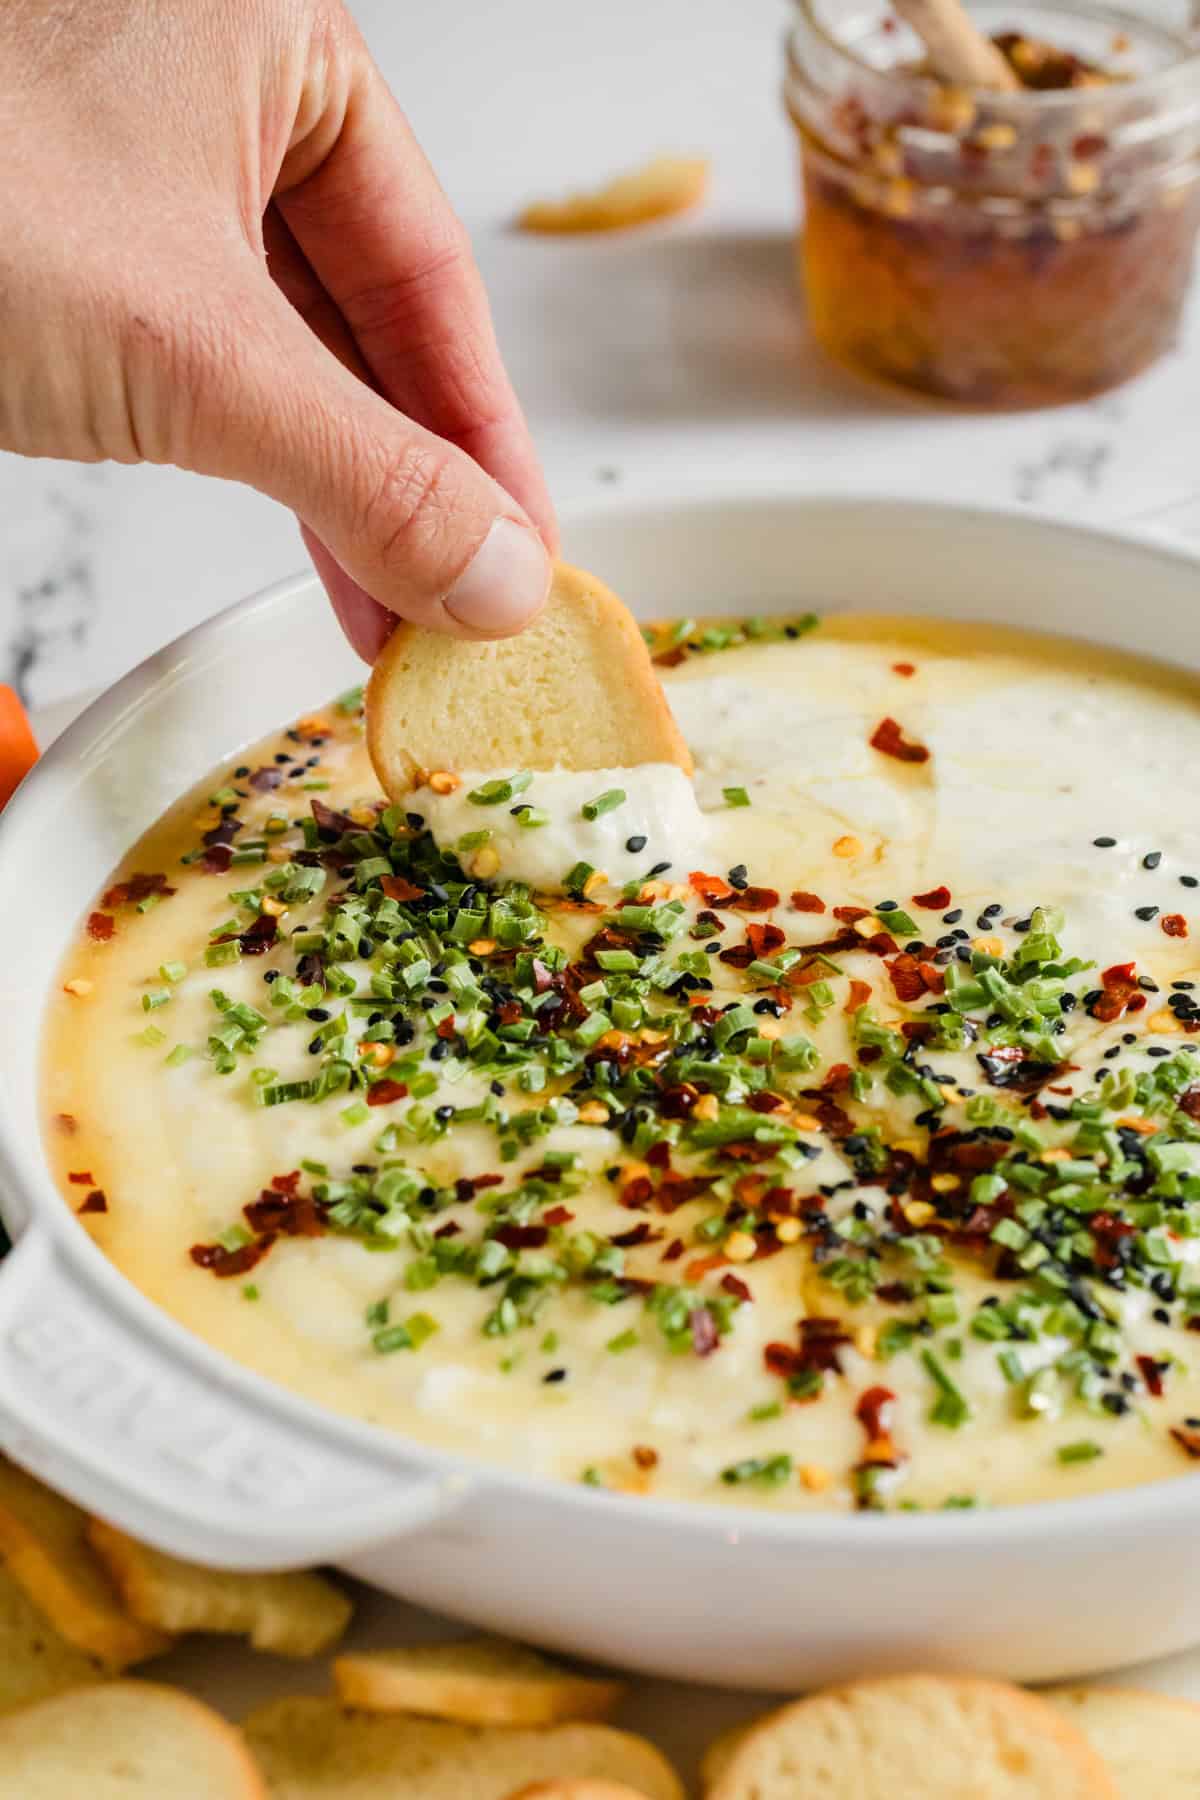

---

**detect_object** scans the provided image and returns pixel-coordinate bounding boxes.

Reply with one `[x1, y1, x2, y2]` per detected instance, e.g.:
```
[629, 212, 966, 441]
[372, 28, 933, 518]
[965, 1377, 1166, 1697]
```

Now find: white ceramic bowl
[3, 495, 1200, 1690]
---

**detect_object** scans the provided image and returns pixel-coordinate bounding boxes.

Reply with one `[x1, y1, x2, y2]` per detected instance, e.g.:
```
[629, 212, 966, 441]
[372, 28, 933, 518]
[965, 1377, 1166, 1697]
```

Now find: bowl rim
[7, 488, 1200, 1549]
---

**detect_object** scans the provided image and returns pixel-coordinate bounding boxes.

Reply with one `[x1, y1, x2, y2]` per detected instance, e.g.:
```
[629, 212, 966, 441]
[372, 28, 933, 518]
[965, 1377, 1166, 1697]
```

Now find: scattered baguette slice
[518, 156, 709, 234]
[0, 1459, 170, 1669]
[0, 1567, 105, 1713]
[242, 1699, 684, 1800]
[1043, 1685, 1200, 1797]
[333, 1635, 624, 1725]
[508, 1785, 654, 1799]
[366, 560, 692, 795]
[0, 1681, 265, 1799]
[708, 1674, 1119, 1800]
[86, 1519, 351, 1658]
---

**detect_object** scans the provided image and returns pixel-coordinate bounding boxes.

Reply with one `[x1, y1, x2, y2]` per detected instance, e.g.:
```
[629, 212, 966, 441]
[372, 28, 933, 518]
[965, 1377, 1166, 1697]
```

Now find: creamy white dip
[42, 616, 1200, 1513]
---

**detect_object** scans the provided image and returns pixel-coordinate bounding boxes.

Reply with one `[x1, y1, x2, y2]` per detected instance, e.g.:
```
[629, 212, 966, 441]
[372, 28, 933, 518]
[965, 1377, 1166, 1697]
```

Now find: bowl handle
[0, 1226, 461, 1569]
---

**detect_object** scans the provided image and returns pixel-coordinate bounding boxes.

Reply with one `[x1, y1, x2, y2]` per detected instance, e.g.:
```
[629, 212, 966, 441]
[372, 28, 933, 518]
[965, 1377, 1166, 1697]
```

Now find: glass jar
[785, 0, 1200, 405]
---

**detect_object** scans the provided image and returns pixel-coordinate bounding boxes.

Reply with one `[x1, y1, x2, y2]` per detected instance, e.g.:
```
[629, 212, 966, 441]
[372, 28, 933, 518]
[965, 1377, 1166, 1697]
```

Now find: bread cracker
[0, 1459, 170, 1669]
[518, 156, 708, 233]
[366, 561, 692, 795]
[333, 1634, 623, 1724]
[0, 1566, 105, 1713]
[86, 1519, 351, 1658]
[1044, 1685, 1200, 1797]
[242, 1699, 684, 1800]
[0, 1680, 265, 1798]
[507, 1785, 654, 1800]
[708, 1673, 1119, 1799]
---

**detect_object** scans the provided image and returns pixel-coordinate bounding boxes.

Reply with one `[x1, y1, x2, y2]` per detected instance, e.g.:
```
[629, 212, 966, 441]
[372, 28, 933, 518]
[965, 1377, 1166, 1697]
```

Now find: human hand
[0, 0, 557, 660]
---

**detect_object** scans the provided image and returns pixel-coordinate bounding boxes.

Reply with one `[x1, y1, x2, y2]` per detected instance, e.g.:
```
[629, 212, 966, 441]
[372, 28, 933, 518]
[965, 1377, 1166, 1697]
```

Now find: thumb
[177, 282, 552, 643]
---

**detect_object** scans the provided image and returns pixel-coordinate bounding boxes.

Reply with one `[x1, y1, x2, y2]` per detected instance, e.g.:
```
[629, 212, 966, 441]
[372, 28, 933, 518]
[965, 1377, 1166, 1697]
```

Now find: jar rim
[790, 0, 1200, 111]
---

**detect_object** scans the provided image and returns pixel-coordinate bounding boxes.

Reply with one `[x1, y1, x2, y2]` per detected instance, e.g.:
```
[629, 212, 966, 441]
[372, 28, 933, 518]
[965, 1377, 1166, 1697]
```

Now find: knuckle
[359, 441, 464, 581]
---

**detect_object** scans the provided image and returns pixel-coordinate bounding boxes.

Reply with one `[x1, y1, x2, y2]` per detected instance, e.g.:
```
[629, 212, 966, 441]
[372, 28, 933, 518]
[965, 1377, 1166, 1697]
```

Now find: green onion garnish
[723, 786, 751, 808]
[467, 772, 533, 806]
[581, 789, 626, 821]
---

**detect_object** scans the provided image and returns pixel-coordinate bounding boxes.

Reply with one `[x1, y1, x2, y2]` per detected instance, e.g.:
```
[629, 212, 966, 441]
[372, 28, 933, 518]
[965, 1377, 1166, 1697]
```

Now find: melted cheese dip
[42, 616, 1200, 1513]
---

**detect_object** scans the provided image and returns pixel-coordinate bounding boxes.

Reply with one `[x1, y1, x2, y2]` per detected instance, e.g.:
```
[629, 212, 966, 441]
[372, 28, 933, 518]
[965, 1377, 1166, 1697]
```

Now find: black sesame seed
[625, 835, 648, 854]
[905, 940, 924, 955]
[1143, 851, 1163, 870]
[434, 1104, 455, 1122]
[1183, 876, 1199, 889]
[1102, 1393, 1130, 1416]
[1093, 836, 1117, 848]
[307, 1036, 324, 1054]
[1138, 977, 1160, 992]
[491, 1080, 505, 1096]
[1122, 1032, 1136, 1044]
[543, 1368, 567, 1384]
[649, 861, 672, 878]
[406, 811, 425, 830]
[1153, 1306, 1172, 1325]
[1147, 1046, 1170, 1058]
[942, 909, 963, 924]
[877, 900, 898, 912]
[306, 1007, 330, 1022]
[274, 751, 290, 764]
[1134, 905, 1159, 922]
[935, 933, 956, 949]
[263, 969, 279, 984]
[1103, 1045, 1121, 1060]
[1013, 918, 1032, 933]
[234, 765, 250, 777]
[1172, 981, 1196, 991]
[429, 1040, 449, 1061]
[727, 864, 748, 889]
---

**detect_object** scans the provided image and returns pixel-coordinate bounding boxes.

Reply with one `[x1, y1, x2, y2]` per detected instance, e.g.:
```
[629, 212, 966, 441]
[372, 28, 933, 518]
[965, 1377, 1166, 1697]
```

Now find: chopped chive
[516, 806, 550, 829]
[581, 788, 626, 821]
[606, 1328, 639, 1353]
[922, 1349, 970, 1428]
[242, 1284, 260, 1301]
[467, 772, 533, 806]
[340, 1101, 370, 1127]
[164, 1043, 193, 1067]
[141, 990, 171, 1012]
[133, 1025, 166, 1048]
[723, 786, 751, 808]
[1057, 1440, 1103, 1465]
[159, 961, 187, 984]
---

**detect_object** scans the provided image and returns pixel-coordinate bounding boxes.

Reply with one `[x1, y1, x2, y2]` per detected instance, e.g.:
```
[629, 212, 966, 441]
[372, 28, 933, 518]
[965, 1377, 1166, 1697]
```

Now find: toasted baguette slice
[709, 1675, 1118, 1800]
[0, 1681, 265, 1799]
[0, 1567, 105, 1714]
[518, 157, 709, 233]
[242, 1699, 684, 1800]
[366, 561, 692, 795]
[508, 1785, 653, 1799]
[1044, 1685, 1200, 1797]
[0, 1459, 170, 1669]
[86, 1520, 351, 1658]
[332, 1635, 623, 1725]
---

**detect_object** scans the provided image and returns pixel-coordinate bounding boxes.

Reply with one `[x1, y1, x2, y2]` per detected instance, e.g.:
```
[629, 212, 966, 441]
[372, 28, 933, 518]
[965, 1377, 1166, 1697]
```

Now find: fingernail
[444, 517, 551, 635]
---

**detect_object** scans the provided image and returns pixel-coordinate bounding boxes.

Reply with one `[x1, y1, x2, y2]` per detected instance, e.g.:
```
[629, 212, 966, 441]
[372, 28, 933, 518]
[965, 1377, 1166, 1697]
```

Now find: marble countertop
[5, 0, 1200, 712]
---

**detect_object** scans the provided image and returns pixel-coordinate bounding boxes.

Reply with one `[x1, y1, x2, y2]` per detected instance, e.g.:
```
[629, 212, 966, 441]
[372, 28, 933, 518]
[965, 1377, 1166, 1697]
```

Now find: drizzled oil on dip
[41, 614, 1200, 1513]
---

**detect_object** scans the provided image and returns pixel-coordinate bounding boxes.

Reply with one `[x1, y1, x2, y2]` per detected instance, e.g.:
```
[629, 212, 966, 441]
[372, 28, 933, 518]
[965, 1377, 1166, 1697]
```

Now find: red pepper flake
[493, 1223, 549, 1250]
[892, 661, 916, 677]
[67, 1170, 95, 1185]
[1162, 913, 1189, 939]
[1089, 1210, 1136, 1271]
[1179, 1087, 1200, 1121]
[365, 1079, 409, 1107]
[690, 1306, 720, 1356]
[435, 1017, 457, 1040]
[870, 717, 929, 764]
[243, 1186, 323, 1238]
[86, 912, 115, 942]
[662, 1238, 685, 1262]
[381, 875, 426, 902]
[833, 905, 871, 924]
[270, 1170, 302, 1195]
[746, 922, 786, 957]
[856, 1385, 897, 1446]
[729, 886, 781, 913]
[620, 1175, 654, 1210]
[789, 891, 826, 914]
[1137, 1355, 1167, 1398]
[202, 843, 234, 874]
[190, 1236, 276, 1278]
[912, 885, 951, 911]
[1094, 962, 1147, 1022]
[845, 978, 872, 1014]
[632, 1445, 660, 1469]
[1172, 1426, 1200, 1459]
[885, 952, 931, 1003]
[55, 1113, 77, 1135]
[543, 1204, 574, 1226]
[101, 871, 175, 909]
[434, 1221, 461, 1239]
[689, 870, 736, 904]
[720, 1272, 752, 1302]
[645, 1140, 673, 1170]
[798, 1316, 852, 1373]
[77, 1190, 107, 1215]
